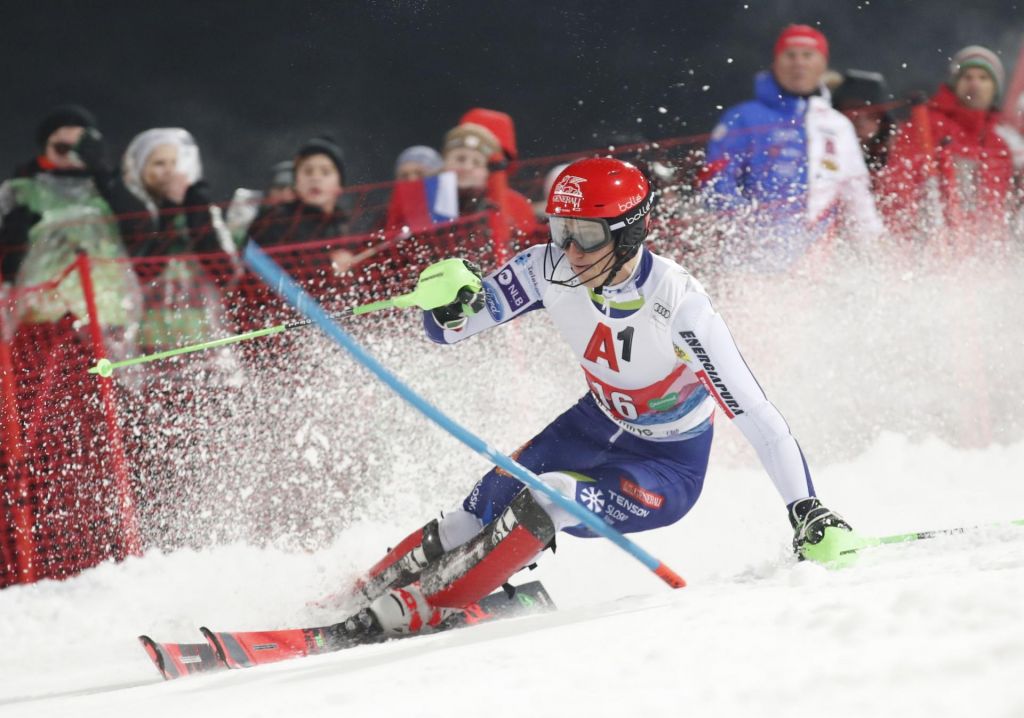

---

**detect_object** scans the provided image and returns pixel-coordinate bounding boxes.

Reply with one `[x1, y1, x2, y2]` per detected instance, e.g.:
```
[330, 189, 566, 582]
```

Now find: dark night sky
[4, 1, 1022, 193]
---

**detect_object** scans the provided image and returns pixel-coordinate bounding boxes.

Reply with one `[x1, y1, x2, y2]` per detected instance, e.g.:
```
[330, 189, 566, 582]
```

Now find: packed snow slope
[1, 439, 1022, 717]
[3, 243, 1024, 716]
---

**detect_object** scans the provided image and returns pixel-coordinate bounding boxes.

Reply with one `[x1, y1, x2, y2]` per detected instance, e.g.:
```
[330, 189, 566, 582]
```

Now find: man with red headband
[323, 158, 862, 646]
[704, 25, 883, 270]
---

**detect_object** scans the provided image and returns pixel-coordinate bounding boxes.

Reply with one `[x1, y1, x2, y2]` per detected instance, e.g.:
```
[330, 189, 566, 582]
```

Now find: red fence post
[0, 318, 37, 584]
[74, 252, 143, 559]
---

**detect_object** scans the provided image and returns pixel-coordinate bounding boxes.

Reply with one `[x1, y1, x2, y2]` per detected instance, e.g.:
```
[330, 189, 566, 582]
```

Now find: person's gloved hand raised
[73, 127, 111, 175]
[427, 259, 485, 330]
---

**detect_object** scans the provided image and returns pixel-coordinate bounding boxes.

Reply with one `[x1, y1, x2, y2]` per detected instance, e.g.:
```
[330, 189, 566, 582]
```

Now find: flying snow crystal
[636, 117, 643, 123]
[727, 58, 734, 64]
[702, 85, 710, 91]
[658, 107, 668, 114]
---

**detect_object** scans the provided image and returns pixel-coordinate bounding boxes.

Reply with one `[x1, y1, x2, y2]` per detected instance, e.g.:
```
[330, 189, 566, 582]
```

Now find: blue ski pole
[244, 243, 686, 589]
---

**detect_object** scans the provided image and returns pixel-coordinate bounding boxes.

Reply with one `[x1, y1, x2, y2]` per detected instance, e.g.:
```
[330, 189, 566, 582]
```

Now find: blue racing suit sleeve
[423, 246, 547, 345]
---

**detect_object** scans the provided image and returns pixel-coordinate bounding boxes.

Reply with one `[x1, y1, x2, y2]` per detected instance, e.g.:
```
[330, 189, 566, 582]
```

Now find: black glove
[430, 260, 485, 330]
[788, 497, 856, 561]
[73, 127, 111, 175]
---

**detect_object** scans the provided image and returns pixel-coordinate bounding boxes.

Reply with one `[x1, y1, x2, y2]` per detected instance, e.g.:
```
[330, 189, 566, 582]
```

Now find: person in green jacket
[0, 104, 140, 329]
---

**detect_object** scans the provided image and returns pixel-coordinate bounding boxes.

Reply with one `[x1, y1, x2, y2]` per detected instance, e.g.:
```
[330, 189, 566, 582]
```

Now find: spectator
[459, 107, 543, 241]
[0, 104, 139, 327]
[246, 136, 350, 248]
[442, 122, 501, 215]
[382, 123, 496, 237]
[267, 160, 297, 204]
[117, 128, 234, 349]
[832, 69, 896, 174]
[394, 145, 443, 182]
[880, 45, 1014, 240]
[703, 25, 883, 269]
[111, 128, 234, 257]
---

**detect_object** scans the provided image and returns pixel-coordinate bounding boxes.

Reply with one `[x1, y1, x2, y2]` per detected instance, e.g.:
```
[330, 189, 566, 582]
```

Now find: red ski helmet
[545, 157, 654, 255]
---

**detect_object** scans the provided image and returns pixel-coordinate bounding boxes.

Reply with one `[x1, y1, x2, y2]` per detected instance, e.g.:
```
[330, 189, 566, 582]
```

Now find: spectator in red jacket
[880, 45, 1014, 241]
[459, 107, 543, 245]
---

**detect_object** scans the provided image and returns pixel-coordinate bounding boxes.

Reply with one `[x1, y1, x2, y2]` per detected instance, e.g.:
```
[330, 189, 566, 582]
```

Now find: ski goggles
[547, 216, 615, 253]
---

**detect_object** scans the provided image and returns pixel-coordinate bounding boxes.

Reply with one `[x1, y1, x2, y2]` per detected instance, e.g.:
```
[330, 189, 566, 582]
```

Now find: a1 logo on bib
[583, 322, 634, 372]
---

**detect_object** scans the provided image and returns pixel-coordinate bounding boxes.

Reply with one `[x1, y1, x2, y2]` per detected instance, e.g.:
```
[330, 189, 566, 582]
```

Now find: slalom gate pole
[87, 298, 400, 377]
[244, 243, 687, 589]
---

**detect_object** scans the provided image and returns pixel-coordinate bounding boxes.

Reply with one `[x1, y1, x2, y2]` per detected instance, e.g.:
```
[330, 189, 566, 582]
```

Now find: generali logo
[552, 175, 586, 211]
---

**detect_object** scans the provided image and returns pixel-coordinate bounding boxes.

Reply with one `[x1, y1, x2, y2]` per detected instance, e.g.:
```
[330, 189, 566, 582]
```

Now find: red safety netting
[0, 207, 510, 586]
[1, 125, 1020, 588]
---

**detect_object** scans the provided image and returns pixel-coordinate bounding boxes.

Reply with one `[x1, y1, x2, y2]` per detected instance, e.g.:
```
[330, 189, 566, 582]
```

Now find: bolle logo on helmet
[552, 175, 587, 211]
[618, 195, 643, 212]
[610, 193, 654, 230]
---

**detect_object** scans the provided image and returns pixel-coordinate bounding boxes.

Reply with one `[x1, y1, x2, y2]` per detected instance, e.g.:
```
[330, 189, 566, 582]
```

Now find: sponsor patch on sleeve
[496, 265, 528, 311]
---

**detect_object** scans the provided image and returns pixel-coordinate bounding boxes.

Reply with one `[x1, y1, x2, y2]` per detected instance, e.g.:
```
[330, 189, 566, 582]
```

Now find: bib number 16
[589, 381, 639, 420]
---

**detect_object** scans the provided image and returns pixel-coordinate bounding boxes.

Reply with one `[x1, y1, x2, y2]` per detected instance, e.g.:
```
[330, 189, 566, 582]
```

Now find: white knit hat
[121, 128, 203, 216]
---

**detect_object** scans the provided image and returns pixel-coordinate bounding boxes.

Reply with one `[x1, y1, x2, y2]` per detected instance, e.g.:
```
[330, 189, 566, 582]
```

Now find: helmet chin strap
[593, 238, 643, 295]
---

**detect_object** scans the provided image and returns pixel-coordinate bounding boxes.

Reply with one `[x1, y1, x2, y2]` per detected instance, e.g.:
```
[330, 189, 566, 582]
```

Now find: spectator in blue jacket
[704, 24, 883, 270]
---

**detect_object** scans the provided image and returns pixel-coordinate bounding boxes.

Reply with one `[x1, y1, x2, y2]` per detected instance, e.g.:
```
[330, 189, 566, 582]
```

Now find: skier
[336, 157, 863, 642]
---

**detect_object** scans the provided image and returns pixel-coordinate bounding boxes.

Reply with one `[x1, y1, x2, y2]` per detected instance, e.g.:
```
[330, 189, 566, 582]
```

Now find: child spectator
[112, 128, 234, 257]
[394, 145, 443, 182]
[246, 136, 349, 248]
[267, 160, 297, 204]
[116, 128, 234, 349]
[442, 122, 501, 215]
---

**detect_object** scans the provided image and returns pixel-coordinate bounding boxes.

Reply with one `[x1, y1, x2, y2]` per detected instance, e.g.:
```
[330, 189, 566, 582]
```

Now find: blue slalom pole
[245, 243, 686, 589]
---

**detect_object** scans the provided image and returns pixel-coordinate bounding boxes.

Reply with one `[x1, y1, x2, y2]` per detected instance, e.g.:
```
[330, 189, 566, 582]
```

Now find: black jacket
[246, 200, 350, 248]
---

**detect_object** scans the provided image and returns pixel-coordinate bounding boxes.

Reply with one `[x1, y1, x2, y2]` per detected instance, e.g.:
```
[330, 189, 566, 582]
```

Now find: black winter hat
[36, 104, 97, 147]
[832, 70, 889, 111]
[295, 136, 345, 182]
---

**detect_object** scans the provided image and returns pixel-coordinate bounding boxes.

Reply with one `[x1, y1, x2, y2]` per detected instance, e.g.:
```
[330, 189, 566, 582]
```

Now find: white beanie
[122, 128, 203, 215]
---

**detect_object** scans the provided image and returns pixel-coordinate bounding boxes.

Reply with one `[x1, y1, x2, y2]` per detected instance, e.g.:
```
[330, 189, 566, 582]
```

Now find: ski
[202, 580, 554, 670]
[138, 635, 226, 680]
[841, 518, 1024, 556]
[142, 580, 554, 680]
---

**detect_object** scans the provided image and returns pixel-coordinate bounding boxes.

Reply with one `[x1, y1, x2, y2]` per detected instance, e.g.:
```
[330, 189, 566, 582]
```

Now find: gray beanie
[950, 45, 1005, 98]
[395, 145, 443, 176]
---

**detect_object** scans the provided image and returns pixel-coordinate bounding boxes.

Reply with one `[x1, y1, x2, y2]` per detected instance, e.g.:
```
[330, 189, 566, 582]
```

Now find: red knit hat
[774, 25, 829, 59]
